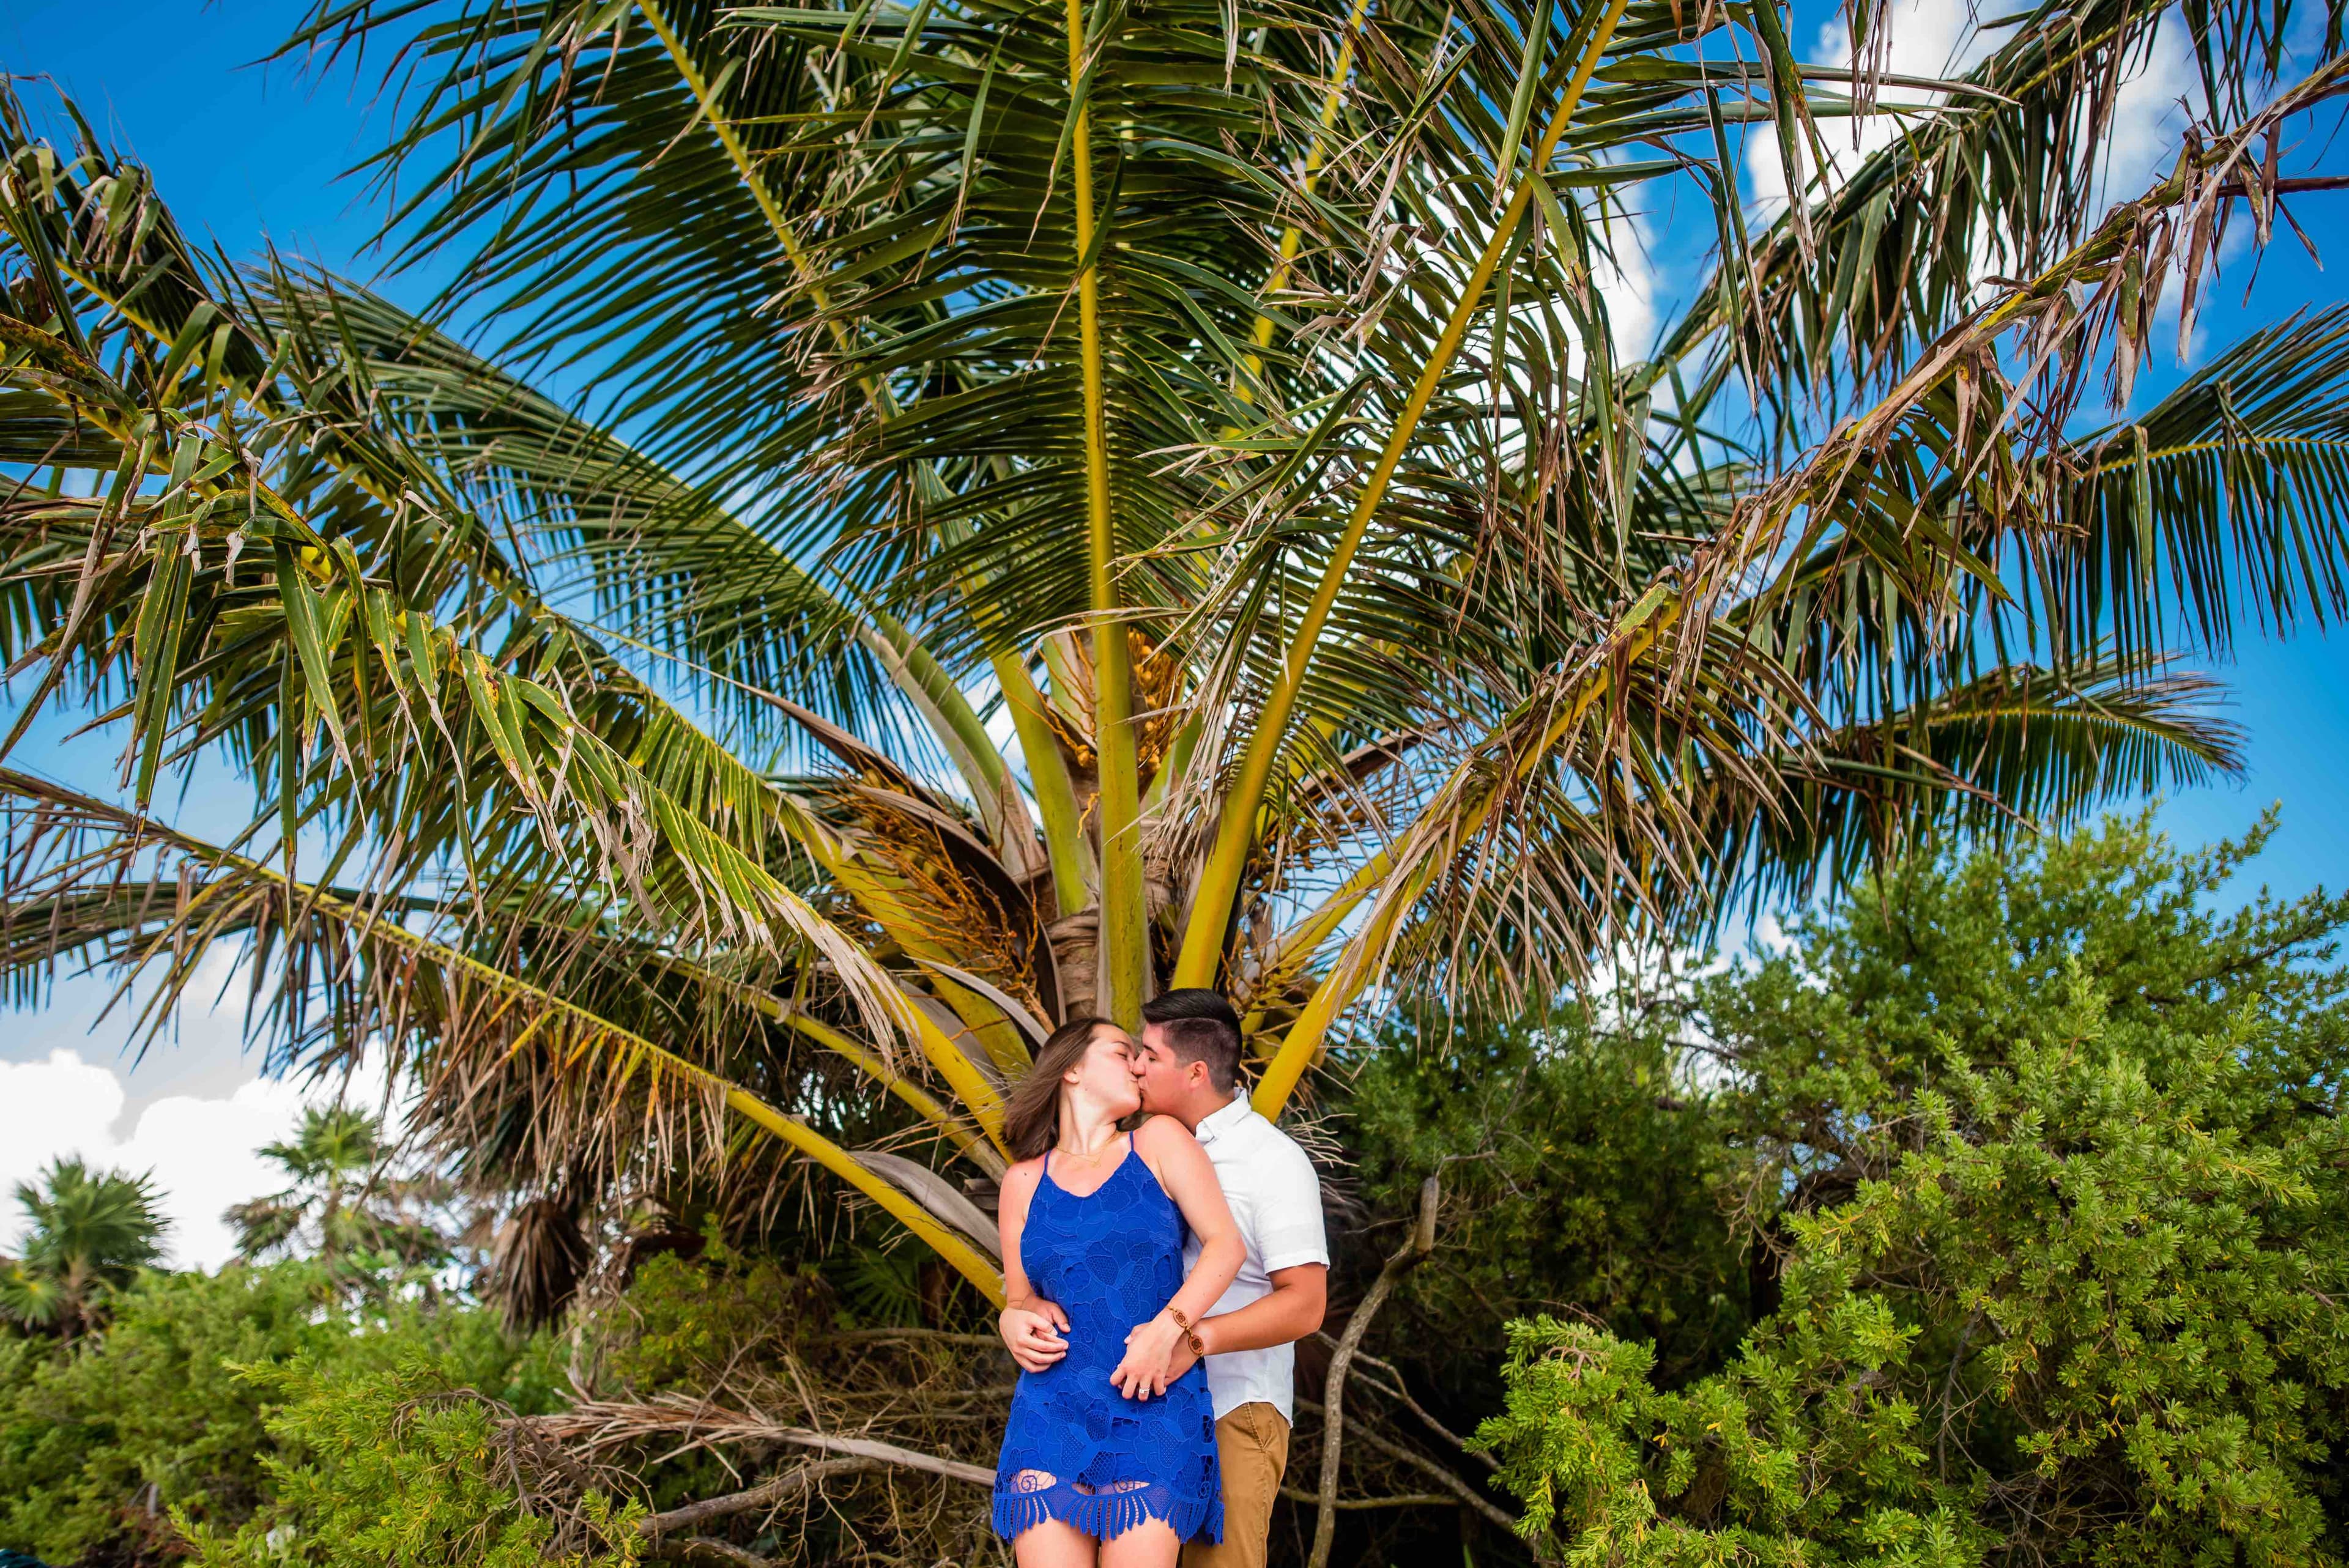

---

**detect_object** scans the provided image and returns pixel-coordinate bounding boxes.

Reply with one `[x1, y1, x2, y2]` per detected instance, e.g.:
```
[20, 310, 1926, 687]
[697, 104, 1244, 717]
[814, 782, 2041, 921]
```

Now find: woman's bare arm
[995, 1161, 1066, 1372]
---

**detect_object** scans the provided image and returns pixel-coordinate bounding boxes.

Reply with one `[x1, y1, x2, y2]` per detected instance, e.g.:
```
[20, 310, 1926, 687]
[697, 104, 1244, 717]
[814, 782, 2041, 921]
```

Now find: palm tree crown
[1, 1158, 169, 1337]
[2, 0, 2347, 1301]
[225, 1106, 456, 1279]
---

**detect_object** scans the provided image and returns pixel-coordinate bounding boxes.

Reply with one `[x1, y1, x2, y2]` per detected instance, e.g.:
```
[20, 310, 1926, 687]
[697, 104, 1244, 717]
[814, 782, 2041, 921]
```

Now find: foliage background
[4, 0, 2349, 1555]
[4, 0, 2349, 1226]
[4, 816, 2341, 1566]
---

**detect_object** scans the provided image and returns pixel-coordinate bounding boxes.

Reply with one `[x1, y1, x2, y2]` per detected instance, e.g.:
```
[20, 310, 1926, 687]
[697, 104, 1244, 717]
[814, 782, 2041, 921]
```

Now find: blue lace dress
[993, 1136, 1223, 1544]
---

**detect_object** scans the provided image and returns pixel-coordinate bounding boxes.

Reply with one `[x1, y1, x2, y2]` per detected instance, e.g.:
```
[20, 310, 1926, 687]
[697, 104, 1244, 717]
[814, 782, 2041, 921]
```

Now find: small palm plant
[0, 1157, 168, 1338]
[226, 1106, 458, 1287]
[2, 0, 2347, 1306]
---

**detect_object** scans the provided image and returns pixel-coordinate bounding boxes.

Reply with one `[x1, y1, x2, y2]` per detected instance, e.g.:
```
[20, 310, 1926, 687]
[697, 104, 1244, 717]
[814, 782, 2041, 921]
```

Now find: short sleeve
[1253, 1133, 1329, 1273]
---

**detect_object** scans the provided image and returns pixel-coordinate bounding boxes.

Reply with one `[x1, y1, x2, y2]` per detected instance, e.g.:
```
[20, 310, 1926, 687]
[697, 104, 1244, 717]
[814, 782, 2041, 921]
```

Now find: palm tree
[225, 1106, 457, 1281]
[0, 1157, 168, 1338]
[1, 0, 2345, 1309]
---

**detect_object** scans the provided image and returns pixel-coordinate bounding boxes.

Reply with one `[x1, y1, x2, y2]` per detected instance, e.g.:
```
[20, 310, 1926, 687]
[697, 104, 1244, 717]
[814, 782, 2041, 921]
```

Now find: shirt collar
[1195, 1091, 1252, 1145]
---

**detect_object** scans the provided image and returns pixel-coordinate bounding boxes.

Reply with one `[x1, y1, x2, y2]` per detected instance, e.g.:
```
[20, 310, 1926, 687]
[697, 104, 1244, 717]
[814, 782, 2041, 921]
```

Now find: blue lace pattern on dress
[992, 1139, 1223, 1544]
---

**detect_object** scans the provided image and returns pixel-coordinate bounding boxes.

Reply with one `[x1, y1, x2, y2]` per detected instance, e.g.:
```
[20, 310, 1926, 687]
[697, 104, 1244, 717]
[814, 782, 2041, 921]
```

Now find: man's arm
[1151, 1129, 1329, 1382]
[1156, 1262, 1325, 1384]
[1201, 1262, 1327, 1355]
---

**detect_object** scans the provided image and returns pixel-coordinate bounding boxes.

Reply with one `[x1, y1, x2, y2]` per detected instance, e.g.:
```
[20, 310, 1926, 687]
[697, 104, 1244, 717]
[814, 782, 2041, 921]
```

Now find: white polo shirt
[1182, 1092, 1328, 1422]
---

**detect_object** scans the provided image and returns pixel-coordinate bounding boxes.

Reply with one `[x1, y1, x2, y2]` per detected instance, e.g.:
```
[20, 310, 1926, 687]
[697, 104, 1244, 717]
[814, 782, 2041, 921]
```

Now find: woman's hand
[1111, 1311, 1185, 1399]
[1000, 1297, 1070, 1374]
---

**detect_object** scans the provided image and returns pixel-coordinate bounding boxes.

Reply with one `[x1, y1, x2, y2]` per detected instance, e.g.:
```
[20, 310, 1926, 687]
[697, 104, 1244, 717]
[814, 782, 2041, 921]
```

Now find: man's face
[1130, 1021, 1199, 1114]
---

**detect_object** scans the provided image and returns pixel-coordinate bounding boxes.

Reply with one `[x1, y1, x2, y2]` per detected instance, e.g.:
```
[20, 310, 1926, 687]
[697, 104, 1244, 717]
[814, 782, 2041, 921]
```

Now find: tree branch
[1338, 1345, 1498, 1471]
[1281, 1488, 1459, 1511]
[1310, 1175, 1440, 1568]
[637, 1457, 883, 1540]
[521, 1396, 997, 1487]
[648, 1537, 774, 1567]
[1296, 1396, 1514, 1530]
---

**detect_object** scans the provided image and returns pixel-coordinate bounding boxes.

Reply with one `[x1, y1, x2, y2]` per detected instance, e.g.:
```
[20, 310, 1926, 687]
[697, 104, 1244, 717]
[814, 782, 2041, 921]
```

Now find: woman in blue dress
[992, 1016, 1244, 1566]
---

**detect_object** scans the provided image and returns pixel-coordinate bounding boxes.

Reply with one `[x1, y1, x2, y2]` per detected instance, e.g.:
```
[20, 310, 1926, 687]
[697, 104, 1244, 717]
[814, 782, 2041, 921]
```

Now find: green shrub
[1346, 1004, 1750, 1400]
[1477, 818, 2349, 1566]
[179, 1355, 639, 1568]
[0, 1265, 347, 1564]
[0, 1263, 568, 1568]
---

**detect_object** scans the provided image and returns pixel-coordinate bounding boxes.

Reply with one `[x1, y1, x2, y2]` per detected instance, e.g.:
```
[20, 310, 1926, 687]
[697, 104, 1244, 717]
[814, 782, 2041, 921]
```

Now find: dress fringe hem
[992, 1482, 1223, 1545]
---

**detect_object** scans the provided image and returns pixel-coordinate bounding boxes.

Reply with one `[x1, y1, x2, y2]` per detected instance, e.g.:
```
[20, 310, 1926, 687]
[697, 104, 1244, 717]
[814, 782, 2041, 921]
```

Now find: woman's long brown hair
[1003, 1016, 1112, 1161]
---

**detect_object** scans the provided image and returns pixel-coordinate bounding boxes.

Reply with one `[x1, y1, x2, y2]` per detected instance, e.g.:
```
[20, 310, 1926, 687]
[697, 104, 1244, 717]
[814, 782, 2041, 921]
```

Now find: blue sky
[4, 0, 2348, 1258]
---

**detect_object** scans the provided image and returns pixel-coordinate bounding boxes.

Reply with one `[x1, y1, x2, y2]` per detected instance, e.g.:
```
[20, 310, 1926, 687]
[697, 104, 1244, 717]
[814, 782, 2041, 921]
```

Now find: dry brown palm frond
[489, 1196, 593, 1332]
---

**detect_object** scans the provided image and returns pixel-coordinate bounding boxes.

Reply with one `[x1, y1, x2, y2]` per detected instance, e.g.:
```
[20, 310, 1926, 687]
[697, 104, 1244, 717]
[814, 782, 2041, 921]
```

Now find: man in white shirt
[998, 989, 1327, 1568]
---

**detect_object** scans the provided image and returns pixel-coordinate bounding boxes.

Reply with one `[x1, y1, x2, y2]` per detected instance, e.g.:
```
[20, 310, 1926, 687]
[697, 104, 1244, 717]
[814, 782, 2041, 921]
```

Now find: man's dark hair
[1141, 988, 1243, 1093]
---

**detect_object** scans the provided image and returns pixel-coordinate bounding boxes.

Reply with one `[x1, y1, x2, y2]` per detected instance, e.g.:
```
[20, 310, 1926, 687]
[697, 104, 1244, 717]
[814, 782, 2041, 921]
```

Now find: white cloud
[1748, 0, 2009, 220]
[0, 948, 396, 1273]
[2101, 21, 2198, 198]
[1746, 0, 2203, 232]
[1595, 211, 1660, 360]
[0, 1051, 314, 1270]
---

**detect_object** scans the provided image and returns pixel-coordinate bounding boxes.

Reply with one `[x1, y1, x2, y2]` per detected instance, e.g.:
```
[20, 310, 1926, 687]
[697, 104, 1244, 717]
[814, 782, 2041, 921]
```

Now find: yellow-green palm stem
[995, 646, 1097, 915]
[931, 974, 1034, 1079]
[755, 797, 1028, 1096]
[816, 846, 1031, 1076]
[818, 879, 1016, 1137]
[1063, 0, 1149, 1024]
[724, 1089, 1005, 1304]
[604, 941, 1011, 1174]
[1039, 633, 1093, 731]
[1176, 0, 1636, 991]
[639, 0, 847, 355]
[648, 0, 1048, 895]
[26, 777, 1007, 1300]
[639, 7, 1045, 884]
[1250, 856, 1432, 1115]
[833, 812, 1031, 1072]
[775, 1010, 1007, 1177]
[1238, 842, 1395, 1038]
[455, 605, 1036, 1081]
[863, 615, 1032, 870]
[1250, 612, 1667, 1115]
[1236, 0, 1371, 407]
[1141, 714, 1200, 816]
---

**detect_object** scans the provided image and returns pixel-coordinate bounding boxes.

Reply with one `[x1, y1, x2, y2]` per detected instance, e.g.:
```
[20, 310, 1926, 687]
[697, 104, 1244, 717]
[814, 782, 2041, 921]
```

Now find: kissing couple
[990, 990, 1327, 1568]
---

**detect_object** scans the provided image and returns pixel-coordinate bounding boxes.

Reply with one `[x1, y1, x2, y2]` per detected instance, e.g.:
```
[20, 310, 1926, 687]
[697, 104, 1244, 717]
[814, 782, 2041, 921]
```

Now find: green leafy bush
[1477, 818, 2349, 1566]
[1346, 1003, 1750, 1400]
[0, 1263, 568, 1568]
[179, 1355, 639, 1568]
[0, 1265, 347, 1564]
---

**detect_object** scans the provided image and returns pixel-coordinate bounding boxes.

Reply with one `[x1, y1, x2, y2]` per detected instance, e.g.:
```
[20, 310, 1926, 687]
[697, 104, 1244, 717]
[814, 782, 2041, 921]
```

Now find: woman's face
[1061, 1024, 1143, 1120]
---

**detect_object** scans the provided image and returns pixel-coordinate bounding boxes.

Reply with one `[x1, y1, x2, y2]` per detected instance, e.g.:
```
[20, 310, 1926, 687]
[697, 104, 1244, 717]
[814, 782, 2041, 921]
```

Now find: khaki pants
[1181, 1402, 1290, 1568]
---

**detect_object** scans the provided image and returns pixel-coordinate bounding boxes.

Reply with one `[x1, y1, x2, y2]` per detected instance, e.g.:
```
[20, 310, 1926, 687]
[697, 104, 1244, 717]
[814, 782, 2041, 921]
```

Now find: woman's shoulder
[1000, 1156, 1048, 1196]
[1132, 1112, 1201, 1155]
